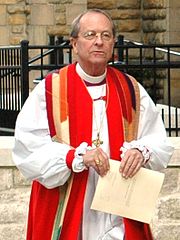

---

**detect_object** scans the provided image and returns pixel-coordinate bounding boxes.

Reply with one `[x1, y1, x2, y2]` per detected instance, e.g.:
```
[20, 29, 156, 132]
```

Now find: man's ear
[70, 37, 78, 54]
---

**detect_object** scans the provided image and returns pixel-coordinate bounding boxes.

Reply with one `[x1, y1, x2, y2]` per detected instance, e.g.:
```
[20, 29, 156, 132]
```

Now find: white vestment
[13, 65, 173, 240]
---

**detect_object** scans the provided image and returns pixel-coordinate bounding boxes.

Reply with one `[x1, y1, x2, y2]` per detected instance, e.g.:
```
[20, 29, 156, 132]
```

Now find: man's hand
[83, 148, 110, 177]
[120, 148, 144, 178]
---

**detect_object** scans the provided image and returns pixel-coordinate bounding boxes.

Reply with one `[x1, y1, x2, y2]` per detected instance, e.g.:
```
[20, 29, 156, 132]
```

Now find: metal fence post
[117, 35, 124, 62]
[49, 36, 55, 64]
[20, 40, 29, 107]
[56, 36, 64, 64]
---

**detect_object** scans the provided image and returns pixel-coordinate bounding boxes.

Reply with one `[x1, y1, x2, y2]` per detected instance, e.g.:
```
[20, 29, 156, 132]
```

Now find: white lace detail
[72, 142, 91, 172]
[120, 141, 151, 164]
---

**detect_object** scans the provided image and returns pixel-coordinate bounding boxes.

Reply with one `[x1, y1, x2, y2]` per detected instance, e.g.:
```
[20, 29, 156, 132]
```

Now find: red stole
[26, 63, 153, 240]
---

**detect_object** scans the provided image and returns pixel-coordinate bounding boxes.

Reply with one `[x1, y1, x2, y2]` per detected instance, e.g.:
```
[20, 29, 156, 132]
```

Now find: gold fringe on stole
[60, 67, 68, 122]
[51, 176, 74, 240]
[59, 66, 70, 144]
[51, 67, 70, 144]
[52, 73, 63, 141]
[50, 67, 74, 240]
[51, 183, 67, 240]
[123, 75, 140, 142]
[58, 175, 74, 228]
[129, 75, 140, 140]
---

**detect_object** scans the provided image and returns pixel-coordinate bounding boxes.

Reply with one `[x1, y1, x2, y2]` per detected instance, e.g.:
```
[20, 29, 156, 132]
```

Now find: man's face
[71, 12, 115, 75]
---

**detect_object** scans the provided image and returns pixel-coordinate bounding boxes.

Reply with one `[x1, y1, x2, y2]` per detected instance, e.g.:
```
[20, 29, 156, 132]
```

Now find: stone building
[0, 0, 180, 46]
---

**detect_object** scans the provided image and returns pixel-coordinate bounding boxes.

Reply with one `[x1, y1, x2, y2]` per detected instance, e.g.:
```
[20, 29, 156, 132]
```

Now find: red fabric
[106, 68, 124, 160]
[45, 73, 56, 137]
[66, 149, 75, 169]
[67, 64, 93, 147]
[108, 67, 134, 122]
[59, 171, 89, 239]
[26, 73, 60, 240]
[59, 64, 92, 239]
[27, 64, 153, 240]
[107, 67, 153, 240]
[26, 181, 60, 240]
[124, 219, 153, 240]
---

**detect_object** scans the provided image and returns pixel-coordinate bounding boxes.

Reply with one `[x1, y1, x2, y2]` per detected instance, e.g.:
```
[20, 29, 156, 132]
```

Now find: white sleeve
[12, 80, 72, 189]
[133, 83, 174, 171]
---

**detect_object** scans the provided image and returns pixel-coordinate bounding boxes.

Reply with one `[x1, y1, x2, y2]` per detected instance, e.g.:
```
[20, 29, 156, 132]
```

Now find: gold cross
[92, 133, 103, 148]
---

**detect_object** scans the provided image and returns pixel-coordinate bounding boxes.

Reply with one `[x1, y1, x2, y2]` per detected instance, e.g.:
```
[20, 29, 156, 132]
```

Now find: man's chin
[91, 57, 107, 65]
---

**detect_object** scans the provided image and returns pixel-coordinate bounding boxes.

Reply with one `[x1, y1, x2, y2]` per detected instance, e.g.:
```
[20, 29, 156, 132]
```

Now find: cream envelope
[91, 159, 165, 223]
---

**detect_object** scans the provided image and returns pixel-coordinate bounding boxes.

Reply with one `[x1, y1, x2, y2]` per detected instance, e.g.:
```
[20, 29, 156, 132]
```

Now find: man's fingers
[120, 155, 133, 178]
[94, 148, 110, 176]
[120, 149, 144, 178]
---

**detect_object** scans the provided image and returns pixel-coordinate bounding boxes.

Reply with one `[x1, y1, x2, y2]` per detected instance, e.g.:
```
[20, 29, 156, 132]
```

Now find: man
[13, 9, 173, 240]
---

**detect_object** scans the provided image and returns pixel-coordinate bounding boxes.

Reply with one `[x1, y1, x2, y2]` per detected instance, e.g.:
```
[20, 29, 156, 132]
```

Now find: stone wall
[151, 137, 180, 240]
[0, 0, 88, 46]
[0, 0, 30, 46]
[1, 0, 179, 46]
[0, 137, 30, 240]
[142, 0, 167, 44]
[0, 136, 179, 240]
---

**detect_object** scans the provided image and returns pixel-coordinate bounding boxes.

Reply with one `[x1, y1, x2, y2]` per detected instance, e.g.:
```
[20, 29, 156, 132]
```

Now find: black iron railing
[0, 46, 22, 135]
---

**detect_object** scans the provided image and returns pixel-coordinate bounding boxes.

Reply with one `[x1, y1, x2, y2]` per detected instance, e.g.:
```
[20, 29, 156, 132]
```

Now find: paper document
[91, 159, 165, 223]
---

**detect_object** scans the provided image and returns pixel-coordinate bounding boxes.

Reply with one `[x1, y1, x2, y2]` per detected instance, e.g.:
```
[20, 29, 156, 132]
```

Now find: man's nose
[94, 33, 103, 44]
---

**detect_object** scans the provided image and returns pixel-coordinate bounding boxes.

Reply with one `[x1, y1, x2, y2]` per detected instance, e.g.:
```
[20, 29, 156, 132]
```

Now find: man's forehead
[79, 12, 112, 28]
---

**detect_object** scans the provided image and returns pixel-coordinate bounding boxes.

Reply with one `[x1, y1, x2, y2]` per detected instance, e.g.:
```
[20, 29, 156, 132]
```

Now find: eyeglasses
[79, 30, 113, 41]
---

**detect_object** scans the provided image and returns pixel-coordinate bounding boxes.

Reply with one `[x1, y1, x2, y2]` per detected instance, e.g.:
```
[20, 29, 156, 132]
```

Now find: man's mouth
[91, 51, 105, 56]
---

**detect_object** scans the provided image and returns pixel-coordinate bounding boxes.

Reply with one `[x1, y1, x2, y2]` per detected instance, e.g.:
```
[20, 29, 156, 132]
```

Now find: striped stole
[44, 63, 152, 240]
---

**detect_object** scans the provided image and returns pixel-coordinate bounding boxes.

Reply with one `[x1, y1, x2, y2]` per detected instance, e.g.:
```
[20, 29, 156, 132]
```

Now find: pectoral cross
[92, 132, 103, 148]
